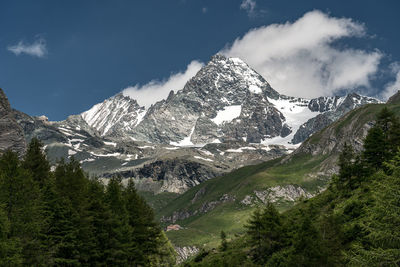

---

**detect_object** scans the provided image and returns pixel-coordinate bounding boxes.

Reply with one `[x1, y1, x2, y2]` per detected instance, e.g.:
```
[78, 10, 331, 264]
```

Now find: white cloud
[240, 0, 256, 17]
[123, 60, 203, 108]
[222, 10, 382, 98]
[202, 7, 208, 13]
[380, 63, 400, 100]
[7, 37, 47, 58]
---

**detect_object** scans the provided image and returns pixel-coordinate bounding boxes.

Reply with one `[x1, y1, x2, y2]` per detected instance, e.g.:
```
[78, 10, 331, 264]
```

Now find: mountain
[0, 88, 26, 156]
[11, 55, 379, 195]
[82, 55, 379, 147]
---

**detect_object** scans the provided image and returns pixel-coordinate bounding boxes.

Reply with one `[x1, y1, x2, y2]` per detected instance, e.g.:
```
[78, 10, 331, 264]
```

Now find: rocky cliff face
[131, 55, 285, 145]
[104, 159, 223, 194]
[81, 93, 146, 137]
[0, 89, 26, 156]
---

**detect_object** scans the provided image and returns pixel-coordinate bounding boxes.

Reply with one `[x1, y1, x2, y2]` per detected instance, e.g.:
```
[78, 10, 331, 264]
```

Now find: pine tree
[41, 176, 80, 265]
[245, 203, 284, 264]
[348, 151, 400, 265]
[363, 126, 387, 170]
[219, 230, 228, 251]
[337, 143, 355, 190]
[53, 157, 94, 264]
[0, 150, 44, 265]
[124, 178, 162, 265]
[363, 107, 400, 170]
[22, 137, 50, 188]
[287, 213, 326, 266]
[0, 204, 22, 266]
[104, 176, 130, 265]
[55, 157, 87, 207]
[83, 178, 113, 265]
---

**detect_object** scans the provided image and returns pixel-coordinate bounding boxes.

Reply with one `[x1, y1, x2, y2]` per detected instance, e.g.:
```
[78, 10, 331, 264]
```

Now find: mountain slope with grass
[183, 104, 400, 266]
[159, 96, 400, 258]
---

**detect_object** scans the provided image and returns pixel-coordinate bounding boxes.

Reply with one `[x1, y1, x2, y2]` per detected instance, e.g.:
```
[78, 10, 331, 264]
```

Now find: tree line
[0, 138, 176, 266]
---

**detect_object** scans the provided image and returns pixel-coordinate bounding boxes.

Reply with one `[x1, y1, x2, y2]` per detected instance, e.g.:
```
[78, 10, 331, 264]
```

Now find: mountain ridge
[7, 54, 381, 195]
[77, 54, 380, 147]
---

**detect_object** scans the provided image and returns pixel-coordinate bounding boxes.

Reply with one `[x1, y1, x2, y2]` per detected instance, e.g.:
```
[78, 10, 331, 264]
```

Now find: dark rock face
[387, 90, 400, 104]
[292, 114, 333, 144]
[0, 89, 26, 156]
[104, 159, 222, 193]
[308, 96, 344, 112]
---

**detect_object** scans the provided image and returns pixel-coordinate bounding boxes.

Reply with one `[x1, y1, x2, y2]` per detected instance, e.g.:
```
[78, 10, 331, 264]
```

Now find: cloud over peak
[7, 37, 48, 58]
[222, 10, 382, 98]
[123, 60, 203, 108]
[123, 10, 389, 106]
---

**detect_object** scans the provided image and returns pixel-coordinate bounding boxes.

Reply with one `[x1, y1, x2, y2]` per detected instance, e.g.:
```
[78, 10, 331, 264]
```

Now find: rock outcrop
[0, 89, 26, 156]
[175, 246, 199, 263]
[104, 159, 223, 194]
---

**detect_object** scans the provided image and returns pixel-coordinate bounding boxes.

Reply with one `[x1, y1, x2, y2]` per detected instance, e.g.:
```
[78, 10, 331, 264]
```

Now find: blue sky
[1, 0, 400, 120]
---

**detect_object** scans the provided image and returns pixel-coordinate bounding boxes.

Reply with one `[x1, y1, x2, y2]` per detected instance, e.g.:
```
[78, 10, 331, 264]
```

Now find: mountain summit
[79, 54, 379, 147]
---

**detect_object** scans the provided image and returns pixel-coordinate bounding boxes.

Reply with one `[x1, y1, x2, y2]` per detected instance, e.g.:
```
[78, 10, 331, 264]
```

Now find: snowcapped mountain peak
[181, 54, 279, 101]
[81, 93, 145, 136]
[76, 55, 379, 148]
[207, 54, 270, 95]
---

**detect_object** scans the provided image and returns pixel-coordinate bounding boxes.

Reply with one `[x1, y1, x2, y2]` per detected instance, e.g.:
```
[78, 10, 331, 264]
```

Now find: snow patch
[80, 158, 95, 163]
[104, 141, 117, 147]
[263, 97, 320, 148]
[211, 105, 242, 125]
[226, 148, 243, 153]
[90, 152, 121, 157]
[194, 156, 214, 162]
[165, 147, 180, 150]
[199, 150, 214, 157]
[170, 126, 195, 147]
[134, 109, 147, 127]
[68, 149, 77, 156]
[248, 85, 262, 94]
[138, 145, 154, 149]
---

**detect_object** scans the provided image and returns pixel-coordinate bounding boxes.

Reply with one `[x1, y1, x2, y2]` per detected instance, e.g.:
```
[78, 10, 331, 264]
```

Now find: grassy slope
[161, 153, 329, 248]
[139, 191, 180, 214]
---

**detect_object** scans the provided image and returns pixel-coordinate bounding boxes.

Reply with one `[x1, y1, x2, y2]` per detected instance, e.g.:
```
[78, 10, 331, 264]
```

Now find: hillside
[183, 103, 400, 266]
[159, 99, 400, 255]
